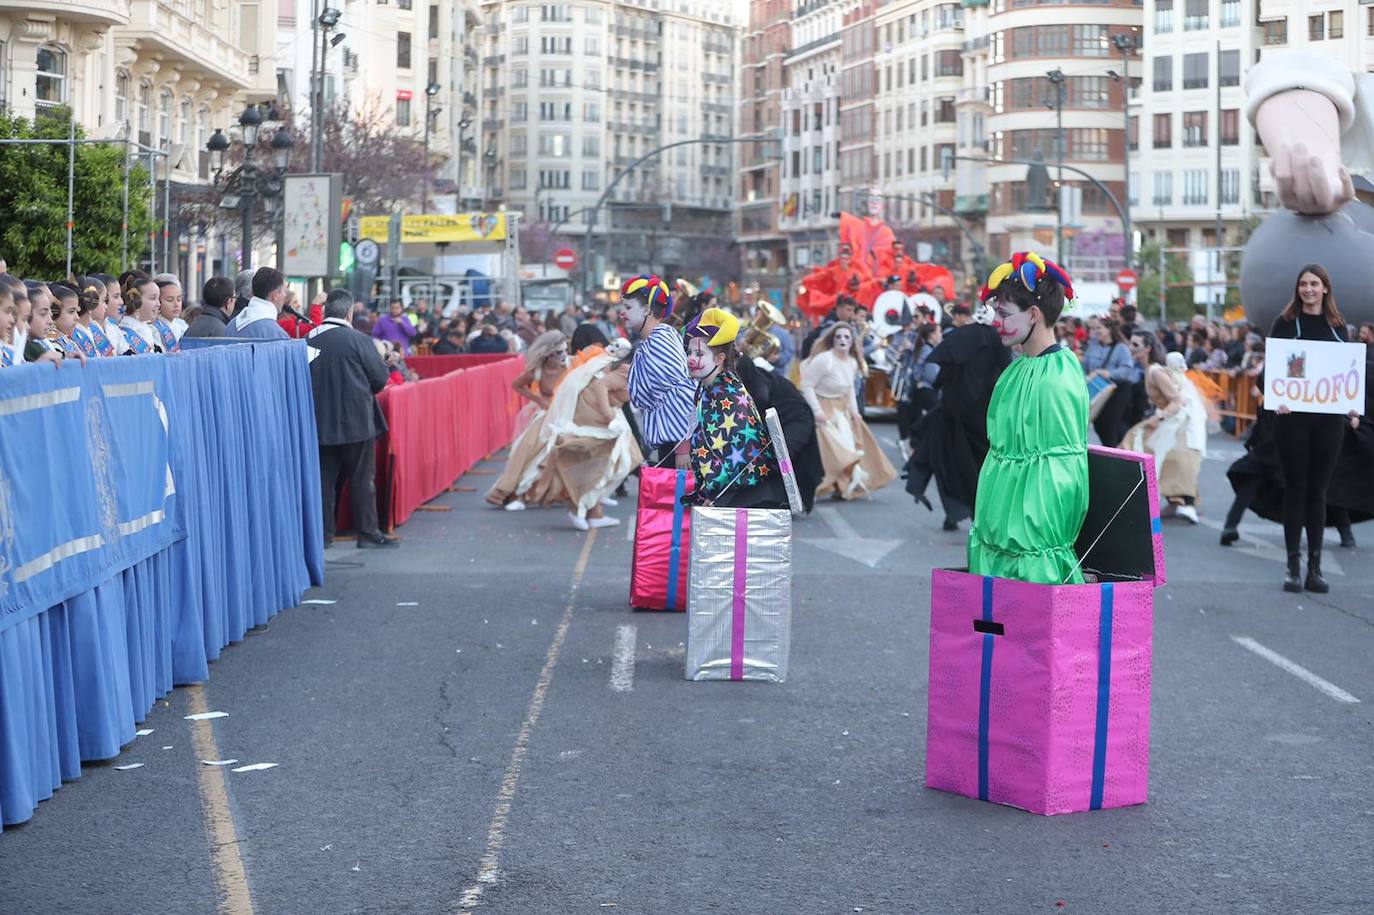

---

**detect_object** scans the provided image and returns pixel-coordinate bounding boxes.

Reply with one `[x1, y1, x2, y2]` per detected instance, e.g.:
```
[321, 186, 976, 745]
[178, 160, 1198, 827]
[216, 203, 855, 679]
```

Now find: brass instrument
[740, 300, 788, 361]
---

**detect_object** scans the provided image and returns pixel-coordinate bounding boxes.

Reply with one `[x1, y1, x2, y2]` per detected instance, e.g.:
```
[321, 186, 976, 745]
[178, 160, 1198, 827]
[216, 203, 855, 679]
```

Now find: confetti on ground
[231, 763, 278, 773]
[135, 729, 154, 736]
[397, 601, 419, 606]
[200, 759, 239, 767]
[303, 599, 338, 605]
[114, 763, 144, 771]
[162, 746, 173, 750]
[184, 711, 228, 721]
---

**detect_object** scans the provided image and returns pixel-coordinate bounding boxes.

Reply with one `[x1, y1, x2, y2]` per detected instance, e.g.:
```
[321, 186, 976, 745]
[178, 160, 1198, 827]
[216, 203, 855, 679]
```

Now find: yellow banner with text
[358, 213, 508, 244]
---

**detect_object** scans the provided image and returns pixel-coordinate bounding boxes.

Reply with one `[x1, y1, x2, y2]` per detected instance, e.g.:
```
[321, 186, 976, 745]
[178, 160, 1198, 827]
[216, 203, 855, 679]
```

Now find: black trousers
[1275, 412, 1345, 555]
[321, 439, 380, 539]
[898, 388, 938, 443]
[1092, 385, 1132, 448]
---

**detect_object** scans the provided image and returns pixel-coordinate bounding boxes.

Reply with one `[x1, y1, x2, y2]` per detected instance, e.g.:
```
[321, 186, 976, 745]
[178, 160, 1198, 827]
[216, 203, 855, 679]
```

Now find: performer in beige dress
[1121, 349, 1208, 524]
[486, 331, 570, 510]
[800, 322, 898, 500]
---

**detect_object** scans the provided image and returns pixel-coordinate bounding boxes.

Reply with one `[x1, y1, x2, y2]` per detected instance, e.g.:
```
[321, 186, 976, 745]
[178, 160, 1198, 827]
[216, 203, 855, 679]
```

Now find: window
[1220, 168, 1240, 205]
[1154, 0, 1173, 33]
[429, 5, 439, 39]
[115, 71, 130, 125]
[585, 36, 600, 55]
[541, 4, 571, 22]
[1183, 169, 1207, 205]
[1129, 172, 1140, 206]
[514, 5, 529, 22]
[541, 36, 572, 54]
[159, 90, 172, 146]
[1309, 14, 1324, 42]
[1128, 115, 1138, 151]
[180, 98, 192, 148]
[585, 6, 601, 24]
[935, 97, 956, 124]
[1074, 128, 1110, 160]
[582, 169, 600, 190]
[513, 101, 528, 122]
[1153, 112, 1172, 148]
[538, 133, 570, 156]
[538, 168, 570, 189]
[1220, 108, 1239, 145]
[539, 101, 572, 121]
[1369, 7, 1374, 37]
[138, 81, 152, 133]
[1153, 55, 1172, 92]
[510, 169, 527, 190]
[586, 69, 600, 89]
[35, 46, 66, 109]
[936, 50, 961, 78]
[1183, 111, 1207, 147]
[398, 0, 412, 8]
[428, 58, 438, 86]
[513, 36, 529, 55]
[1330, 11, 1344, 39]
[398, 32, 412, 69]
[397, 98, 412, 126]
[1220, 0, 1240, 28]
[583, 134, 600, 156]
[1152, 172, 1173, 206]
[1219, 49, 1239, 87]
[1184, 0, 1207, 31]
[1182, 52, 1207, 90]
[1262, 17, 1287, 46]
[513, 68, 528, 87]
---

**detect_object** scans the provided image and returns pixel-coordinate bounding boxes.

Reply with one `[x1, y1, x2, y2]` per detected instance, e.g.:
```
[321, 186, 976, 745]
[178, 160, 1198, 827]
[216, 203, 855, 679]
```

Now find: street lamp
[312, 7, 345, 172]
[423, 82, 442, 212]
[1111, 32, 1136, 270]
[208, 103, 294, 270]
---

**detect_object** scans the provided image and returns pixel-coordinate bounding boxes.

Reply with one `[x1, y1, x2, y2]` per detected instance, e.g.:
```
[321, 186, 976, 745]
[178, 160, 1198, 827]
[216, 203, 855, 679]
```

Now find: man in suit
[227, 267, 290, 340]
[307, 289, 399, 548]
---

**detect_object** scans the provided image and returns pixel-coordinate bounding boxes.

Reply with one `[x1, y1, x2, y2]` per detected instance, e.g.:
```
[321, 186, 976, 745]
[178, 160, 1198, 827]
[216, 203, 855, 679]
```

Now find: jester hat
[683, 306, 740, 347]
[620, 273, 674, 316]
[978, 251, 1075, 305]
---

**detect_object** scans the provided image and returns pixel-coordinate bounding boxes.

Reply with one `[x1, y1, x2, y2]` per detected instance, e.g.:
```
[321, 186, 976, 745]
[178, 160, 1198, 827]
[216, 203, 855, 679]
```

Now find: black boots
[1338, 523, 1357, 549]
[1305, 552, 1330, 593]
[1219, 527, 1239, 546]
[1284, 553, 1303, 593]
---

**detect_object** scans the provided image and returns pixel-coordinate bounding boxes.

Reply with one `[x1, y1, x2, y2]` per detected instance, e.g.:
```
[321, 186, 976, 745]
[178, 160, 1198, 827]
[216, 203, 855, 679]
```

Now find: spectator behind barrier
[469, 322, 509, 354]
[186, 276, 236, 338]
[228, 267, 290, 340]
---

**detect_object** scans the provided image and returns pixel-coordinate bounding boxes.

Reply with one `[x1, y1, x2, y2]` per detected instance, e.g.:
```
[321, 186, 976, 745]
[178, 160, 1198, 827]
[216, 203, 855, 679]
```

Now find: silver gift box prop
[685, 507, 792, 683]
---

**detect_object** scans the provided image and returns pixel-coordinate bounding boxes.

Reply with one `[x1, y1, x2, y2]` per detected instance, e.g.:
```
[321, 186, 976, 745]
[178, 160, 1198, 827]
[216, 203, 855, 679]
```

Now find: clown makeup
[685, 337, 721, 381]
[546, 343, 569, 368]
[53, 292, 79, 336]
[831, 326, 853, 355]
[620, 296, 648, 334]
[991, 296, 1037, 348]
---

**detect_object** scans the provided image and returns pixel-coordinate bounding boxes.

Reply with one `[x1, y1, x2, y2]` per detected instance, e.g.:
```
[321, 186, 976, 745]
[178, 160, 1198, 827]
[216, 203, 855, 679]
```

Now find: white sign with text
[1263, 338, 1366, 416]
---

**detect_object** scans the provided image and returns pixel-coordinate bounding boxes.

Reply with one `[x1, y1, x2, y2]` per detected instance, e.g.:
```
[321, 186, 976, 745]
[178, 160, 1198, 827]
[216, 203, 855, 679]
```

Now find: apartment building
[481, 0, 738, 285]
[737, 0, 790, 302]
[1131, 0, 1369, 253]
[778, 0, 842, 277]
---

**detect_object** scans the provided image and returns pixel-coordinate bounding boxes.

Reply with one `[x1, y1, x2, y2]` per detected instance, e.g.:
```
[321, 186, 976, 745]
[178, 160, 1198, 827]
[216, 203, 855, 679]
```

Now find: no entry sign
[1116, 268, 1138, 293]
[554, 248, 577, 270]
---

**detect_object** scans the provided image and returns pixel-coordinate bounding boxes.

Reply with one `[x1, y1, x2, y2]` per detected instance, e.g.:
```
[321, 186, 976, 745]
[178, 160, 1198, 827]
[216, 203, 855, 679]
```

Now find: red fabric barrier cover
[406, 353, 519, 380]
[335, 355, 523, 532]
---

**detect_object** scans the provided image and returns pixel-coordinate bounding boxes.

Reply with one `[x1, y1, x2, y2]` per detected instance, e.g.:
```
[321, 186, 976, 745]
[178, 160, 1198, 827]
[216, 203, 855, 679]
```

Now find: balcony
[701, 165, 730, 177]
[28, 1, 129, 25]
[123, 0, 253, 90]
[483, 55, 505, 67]
[957, 86, 990, 103]
[955, 194, 988, 215]
[962, 36, 989, 53]
[961, 0, 989, 6]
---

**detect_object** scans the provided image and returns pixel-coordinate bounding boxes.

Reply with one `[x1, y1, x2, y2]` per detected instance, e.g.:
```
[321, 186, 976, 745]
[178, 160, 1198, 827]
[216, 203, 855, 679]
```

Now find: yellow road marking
[456, 530, 598, 913]
[187, 684, 255, 915]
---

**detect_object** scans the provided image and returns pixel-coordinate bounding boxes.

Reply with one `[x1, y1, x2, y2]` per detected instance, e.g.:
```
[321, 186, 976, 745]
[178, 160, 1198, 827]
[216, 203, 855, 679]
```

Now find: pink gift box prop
[925, 446, 1164, 815]
[629, 466, 694, 611]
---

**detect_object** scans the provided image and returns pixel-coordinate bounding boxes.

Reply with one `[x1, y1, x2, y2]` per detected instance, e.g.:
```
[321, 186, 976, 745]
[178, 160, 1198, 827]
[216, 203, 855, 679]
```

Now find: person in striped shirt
[620, 274, 695, 468]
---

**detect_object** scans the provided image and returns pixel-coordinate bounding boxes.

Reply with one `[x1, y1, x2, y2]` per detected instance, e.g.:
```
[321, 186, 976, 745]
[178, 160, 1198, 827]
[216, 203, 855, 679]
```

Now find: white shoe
[899, 440, 913, 462]
[504, 500, 526, 512]
[588, 515, 621, 529]
[1176, 505, 1199, 524]
[600, 496, 619, 507]
[568, 511, 590, 531]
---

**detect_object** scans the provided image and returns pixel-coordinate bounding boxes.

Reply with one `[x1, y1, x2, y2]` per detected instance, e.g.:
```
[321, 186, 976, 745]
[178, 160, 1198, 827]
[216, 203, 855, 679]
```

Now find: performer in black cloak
[1222, 344, 1374, 547]
[904, 304, 1012, 530]
[735, 354, 823, 514]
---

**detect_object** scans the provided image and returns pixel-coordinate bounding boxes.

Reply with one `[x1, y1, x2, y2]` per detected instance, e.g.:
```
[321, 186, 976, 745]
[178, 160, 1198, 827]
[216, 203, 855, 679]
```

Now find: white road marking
[610, 625, 637, 692]
[1231, 636, 1361, 704]
[802, 505, 903, 569]
[625, 514, 636, 542]
[1197, 517, 1345, 576]
[455, 532, 597, 914]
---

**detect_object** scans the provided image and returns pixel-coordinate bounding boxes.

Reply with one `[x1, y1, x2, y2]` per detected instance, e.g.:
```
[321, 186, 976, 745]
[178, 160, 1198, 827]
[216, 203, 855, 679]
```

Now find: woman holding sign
[1268, 265, 1361, 594]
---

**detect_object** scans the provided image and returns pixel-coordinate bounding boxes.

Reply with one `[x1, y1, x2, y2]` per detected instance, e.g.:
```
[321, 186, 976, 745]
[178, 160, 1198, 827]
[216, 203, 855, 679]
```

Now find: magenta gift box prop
[925, 446, 1165, 816]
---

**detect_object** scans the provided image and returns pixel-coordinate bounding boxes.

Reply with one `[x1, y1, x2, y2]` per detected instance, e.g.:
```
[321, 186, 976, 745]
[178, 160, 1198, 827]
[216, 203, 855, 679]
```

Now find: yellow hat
[684, 306, 740, 347]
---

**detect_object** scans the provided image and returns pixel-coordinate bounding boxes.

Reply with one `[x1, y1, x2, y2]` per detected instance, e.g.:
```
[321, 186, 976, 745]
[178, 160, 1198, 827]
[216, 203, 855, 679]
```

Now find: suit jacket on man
[306, 319, 391, 446]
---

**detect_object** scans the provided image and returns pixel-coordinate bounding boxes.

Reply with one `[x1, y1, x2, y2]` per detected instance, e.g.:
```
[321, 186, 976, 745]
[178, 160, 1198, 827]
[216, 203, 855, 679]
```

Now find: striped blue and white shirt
[628, 323, 696, 449]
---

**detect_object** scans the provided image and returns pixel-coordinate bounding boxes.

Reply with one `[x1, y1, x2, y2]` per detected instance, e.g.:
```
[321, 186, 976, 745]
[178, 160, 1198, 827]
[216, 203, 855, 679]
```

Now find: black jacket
[306, 320, 390, 446]
[469, 333, 509, 354]
[184, 306, 231, 338]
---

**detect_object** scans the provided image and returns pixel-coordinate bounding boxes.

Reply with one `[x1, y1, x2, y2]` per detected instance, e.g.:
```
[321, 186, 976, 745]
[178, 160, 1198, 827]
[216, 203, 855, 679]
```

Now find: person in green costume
[966, 252, 1090, 585]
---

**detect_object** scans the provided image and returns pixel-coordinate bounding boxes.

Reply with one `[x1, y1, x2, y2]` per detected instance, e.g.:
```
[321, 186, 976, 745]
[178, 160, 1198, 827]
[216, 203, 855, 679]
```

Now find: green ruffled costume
[967, 346, 1090, 585]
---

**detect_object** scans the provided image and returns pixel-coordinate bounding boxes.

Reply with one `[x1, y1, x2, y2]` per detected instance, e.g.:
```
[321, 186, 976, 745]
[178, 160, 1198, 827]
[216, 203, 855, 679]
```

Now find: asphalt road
[2, 430, 1372, 915]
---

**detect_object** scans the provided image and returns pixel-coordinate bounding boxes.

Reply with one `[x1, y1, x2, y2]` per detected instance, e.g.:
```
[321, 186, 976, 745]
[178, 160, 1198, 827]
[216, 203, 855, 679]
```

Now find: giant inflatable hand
[1253, 89, 1354, 215]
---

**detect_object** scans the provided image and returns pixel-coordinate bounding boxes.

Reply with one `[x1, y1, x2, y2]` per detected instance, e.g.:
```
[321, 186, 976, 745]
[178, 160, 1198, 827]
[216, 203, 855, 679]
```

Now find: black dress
[904, 323, 1012, 524]
[735, 357, 822, 513]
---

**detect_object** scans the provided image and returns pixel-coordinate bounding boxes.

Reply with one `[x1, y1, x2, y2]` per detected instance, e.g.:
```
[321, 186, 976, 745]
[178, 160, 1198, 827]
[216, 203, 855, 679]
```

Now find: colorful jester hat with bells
[620, 273, 674, 317]
[978, 251, 1075, 306]
[682, 307, 741, 346]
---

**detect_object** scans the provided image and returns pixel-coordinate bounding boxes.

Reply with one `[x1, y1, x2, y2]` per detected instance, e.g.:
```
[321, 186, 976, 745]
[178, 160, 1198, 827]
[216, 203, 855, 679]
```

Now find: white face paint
[686, 337, 719, 381]
[991, 297, 1035, 348]
[832, 327, 853, 354]
[620, 297, 648, 332]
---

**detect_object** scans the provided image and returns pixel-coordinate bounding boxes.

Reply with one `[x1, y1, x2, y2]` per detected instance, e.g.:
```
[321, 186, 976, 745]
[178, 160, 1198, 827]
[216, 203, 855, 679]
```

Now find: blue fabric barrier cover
[0, 341, 323, 830]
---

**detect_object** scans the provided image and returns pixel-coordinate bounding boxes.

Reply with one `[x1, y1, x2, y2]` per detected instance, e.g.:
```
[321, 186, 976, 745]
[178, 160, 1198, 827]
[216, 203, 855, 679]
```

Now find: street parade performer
[621, 274, 696, 469]
[966, 252, 1090, 585]
[486, 330, 571, 511]
[683, 307, 786, 509]
[734, 351, 823, 514]
[800, 322, 898, 500]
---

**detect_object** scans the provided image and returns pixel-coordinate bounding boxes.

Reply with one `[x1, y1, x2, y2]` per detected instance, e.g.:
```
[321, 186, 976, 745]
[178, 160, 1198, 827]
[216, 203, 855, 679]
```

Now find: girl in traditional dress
[967, 252, 1088, 585]
[800, 321, 897, 500]
[683, 308, 785, 509]
[153, 278, 183, 352]
[486, 330, 571, 511]
[95, 273, 131, 354]
[1121, 342, 1208, 525]
[120, 275, 164, 355]
[79, 277, 116, 357]
[48, 282, 94, 361]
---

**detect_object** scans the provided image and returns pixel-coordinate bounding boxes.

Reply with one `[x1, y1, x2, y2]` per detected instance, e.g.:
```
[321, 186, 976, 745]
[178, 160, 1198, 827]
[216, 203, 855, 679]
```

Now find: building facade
[480, 0, 738, 290]
[737, 0, 790, 303]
